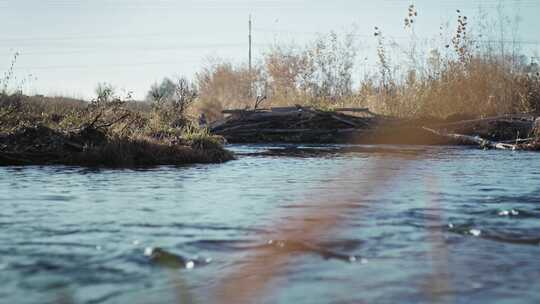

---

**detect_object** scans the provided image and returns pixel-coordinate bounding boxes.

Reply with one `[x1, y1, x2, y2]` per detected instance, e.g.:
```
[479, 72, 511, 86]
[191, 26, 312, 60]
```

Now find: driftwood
[422, 127, 518, 150]
[333, 107, 371, 112]
[215, 121, 274, 134]
[500, 137, 537, 144]
[222, 106, 375, 115]
[212, 106, 381, 143]
[431, 114, 535, 128]
[334, 107, 379, 117]
[271, 106, 299, 112]
[222, 109, 250, 114]
[231, 128, 314, 134]
[213, 105, 539, 147]
[427, 114, 534, 138]
[330, 114, 360, 127]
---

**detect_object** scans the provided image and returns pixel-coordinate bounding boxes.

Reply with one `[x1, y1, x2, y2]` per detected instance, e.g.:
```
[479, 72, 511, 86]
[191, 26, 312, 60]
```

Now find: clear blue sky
[1, 0, 539, 100]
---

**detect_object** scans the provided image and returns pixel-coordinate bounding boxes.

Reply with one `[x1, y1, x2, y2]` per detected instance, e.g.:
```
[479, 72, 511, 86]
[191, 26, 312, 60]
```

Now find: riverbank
[0, 94, 234, 167]
[0, 125, 233, 167]
[3, 93, 539, 168]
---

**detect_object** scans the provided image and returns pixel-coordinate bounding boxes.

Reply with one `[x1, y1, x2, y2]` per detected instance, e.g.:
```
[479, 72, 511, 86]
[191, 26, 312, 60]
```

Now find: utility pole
[248, 14, 253, 98]
[248, 14, 252, 73]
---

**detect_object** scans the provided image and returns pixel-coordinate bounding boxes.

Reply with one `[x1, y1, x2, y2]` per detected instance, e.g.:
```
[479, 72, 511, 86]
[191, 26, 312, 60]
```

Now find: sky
[1, 0, 539, 100]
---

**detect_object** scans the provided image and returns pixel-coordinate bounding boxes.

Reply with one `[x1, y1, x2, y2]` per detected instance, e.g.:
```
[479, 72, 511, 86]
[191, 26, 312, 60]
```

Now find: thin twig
[95, 113, 131, 129]
[0, 107, 17, 121]
[87, 111, 104, 128]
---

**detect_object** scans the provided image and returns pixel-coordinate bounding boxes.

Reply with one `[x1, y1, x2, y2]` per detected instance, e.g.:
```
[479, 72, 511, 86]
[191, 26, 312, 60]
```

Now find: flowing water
[1, 145, 539, 304]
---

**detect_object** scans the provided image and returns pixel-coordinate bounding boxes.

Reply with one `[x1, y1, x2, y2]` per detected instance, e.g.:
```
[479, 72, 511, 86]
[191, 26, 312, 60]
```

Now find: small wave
[86, 290, 125, 304]
[13, 241, 101, 249]
[121, 222, 267, 233]
[36, 227, 121, 237]
[265, 240, 363, 263]
[467, 208, 538, 219]
[181, 239, 260, 252]
[448, 224, 540, 246]
[9, 258, 139, 287]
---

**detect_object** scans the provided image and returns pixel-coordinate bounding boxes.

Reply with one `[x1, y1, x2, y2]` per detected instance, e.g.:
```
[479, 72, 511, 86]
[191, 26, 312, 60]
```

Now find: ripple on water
[2, 146, 540, 303]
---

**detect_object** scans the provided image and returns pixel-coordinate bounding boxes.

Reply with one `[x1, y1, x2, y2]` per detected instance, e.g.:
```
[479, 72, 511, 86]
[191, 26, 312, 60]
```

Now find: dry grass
[190, 8, 539, 121]
[3, 6, 538, 142]
[0, 92, 233, 167]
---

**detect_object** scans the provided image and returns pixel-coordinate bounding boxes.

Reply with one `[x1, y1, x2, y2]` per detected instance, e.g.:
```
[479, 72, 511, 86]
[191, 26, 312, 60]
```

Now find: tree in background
[147, 77, 197, 129]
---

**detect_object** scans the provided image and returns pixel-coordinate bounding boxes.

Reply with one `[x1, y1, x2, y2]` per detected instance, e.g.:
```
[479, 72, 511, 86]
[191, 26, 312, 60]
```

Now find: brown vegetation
[0, 91, 233, 167]
[3, 5, 540, 154]
[191, 7, 540, 123]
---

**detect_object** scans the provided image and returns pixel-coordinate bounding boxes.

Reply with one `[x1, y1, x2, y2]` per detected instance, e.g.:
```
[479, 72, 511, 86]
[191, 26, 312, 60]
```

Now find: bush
[147, 77, 198, 129]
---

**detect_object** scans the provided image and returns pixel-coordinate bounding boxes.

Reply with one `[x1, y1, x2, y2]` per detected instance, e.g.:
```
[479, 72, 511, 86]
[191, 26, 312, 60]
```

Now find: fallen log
[334, 107, 379, 117]
[271, 106, 300, 112]
[213, 121, 274, 134]
[499, 137, 537, 144]
[238, 111, 308, 120]
[329, 114, 358, 127]
[422, 127, 518, 150]
[221, 109, 250, 114]
[429, 114, 535, 131]
[224, 128, 316, 134]
[333, 107, 371, 113]
[301, 107, 360, 128]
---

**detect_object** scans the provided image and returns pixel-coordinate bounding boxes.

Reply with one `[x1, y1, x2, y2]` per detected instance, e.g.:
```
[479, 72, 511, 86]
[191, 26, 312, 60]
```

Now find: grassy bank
[0, 93, 233, 167]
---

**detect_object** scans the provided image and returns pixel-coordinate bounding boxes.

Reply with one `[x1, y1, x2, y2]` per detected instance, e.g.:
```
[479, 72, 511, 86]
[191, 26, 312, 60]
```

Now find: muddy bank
[0, 125, 234, 167]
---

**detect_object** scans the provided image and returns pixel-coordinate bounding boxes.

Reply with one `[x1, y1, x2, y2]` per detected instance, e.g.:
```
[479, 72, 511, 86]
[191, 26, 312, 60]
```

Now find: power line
[249, 14, 252, 73]
[0, 60, 200, 71]
[0, 42, 274, 58]
[253, 27, 540, 45]
[0, 44, 271, 56]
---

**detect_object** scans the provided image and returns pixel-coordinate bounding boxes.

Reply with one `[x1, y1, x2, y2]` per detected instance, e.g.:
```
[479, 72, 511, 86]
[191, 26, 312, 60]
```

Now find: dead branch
[214, 121, 273, 134]
[95, 112, 131, 129]
[87, 111, 104, 129]
[254, 95, 267, 110]
[329, 114, 358, 127]
[499, 137, 536, 144]
[422, 127, 518, 150]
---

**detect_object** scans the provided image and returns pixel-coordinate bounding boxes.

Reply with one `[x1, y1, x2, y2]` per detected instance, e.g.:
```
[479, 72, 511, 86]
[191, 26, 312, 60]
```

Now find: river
[1, 144, 539, 303]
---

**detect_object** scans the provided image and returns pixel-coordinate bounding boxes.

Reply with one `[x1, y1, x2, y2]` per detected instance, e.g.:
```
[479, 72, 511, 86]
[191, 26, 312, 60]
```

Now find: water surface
[1, 144, 539, 303]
